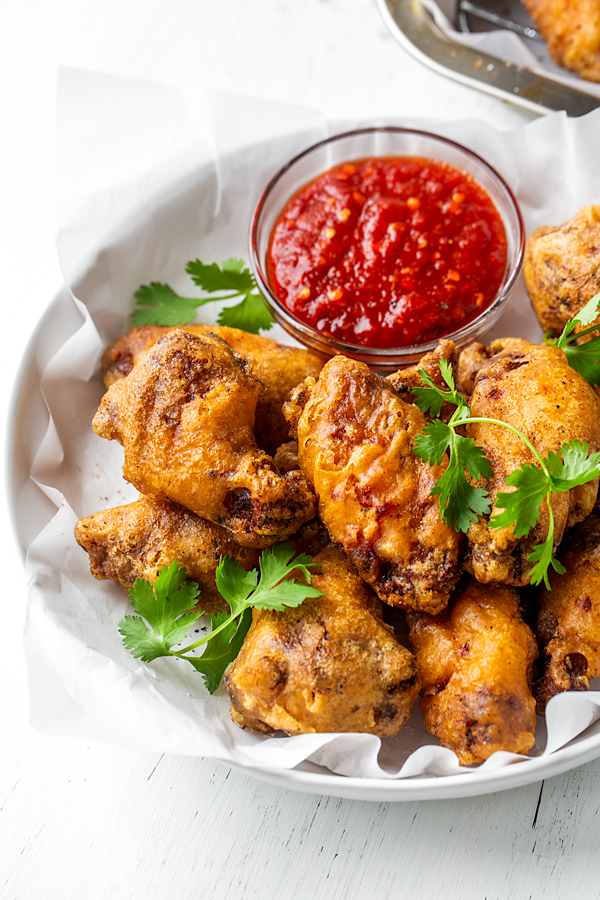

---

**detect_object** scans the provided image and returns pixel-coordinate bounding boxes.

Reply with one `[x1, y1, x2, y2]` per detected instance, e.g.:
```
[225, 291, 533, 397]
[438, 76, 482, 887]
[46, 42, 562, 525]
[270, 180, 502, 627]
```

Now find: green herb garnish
[413, 360, 600, 588]
[544, 290, 600, 387]
[132, 258, 274, 334]
[118, 544, 322, 693]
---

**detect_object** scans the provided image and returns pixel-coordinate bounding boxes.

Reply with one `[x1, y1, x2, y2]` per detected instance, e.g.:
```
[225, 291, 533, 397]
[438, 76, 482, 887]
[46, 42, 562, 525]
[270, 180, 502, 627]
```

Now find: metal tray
[377, 0, 600, 116]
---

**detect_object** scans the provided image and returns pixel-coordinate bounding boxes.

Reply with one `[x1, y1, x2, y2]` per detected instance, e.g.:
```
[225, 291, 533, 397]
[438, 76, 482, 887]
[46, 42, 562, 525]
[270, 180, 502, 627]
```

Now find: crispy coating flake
[93, 329, 316, 548]
[464, 338, 600, 585]
[408, 579, 538, 766]
[74, 496, 260, 613]
[226, 544, 420, 737]
[535, 513, 600, 711]
[283, 355, 461, 614]
[101, 323, 325, 455]
[523, 206, 600, 335]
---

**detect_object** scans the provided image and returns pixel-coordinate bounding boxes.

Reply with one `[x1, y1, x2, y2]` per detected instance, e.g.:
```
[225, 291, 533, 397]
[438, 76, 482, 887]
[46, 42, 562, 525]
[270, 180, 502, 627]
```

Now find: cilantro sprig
[544, 291, 600, 387]
[413, 360, 600, 588]
[132, 258, 274, 334]
[118, 544, 322, 693]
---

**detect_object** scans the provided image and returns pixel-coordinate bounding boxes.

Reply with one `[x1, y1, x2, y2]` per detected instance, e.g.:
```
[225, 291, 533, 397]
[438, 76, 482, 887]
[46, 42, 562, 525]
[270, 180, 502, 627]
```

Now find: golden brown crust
[93, 329, 316, 547]
[535, 512, 600, 711]
[523, 206, 600, 335]
[408, 579, 538, 765]
[74, 496, 260, 613]
[101, 323, 325, 455]
[283, 355, 461, 614]
[225, 544, 420, 736]
[523, 0, 600, 82]
[464, 338, 600, 585]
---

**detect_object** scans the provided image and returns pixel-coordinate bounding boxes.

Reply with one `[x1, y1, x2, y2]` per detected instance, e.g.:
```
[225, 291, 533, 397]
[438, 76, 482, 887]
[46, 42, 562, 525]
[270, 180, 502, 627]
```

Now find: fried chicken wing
[408, 579, 538, 765]
[74, 496, 260, 613]
[226, 544, 420, 736]
[283, 355, 461, 614]
[465, 338, 600, 585]
[93, 329, 316, 547]
[523, 0, 600, 82]
[101, 323, 325, 455]
[523, 206, 600, 335]
[535, 512, 600, 711]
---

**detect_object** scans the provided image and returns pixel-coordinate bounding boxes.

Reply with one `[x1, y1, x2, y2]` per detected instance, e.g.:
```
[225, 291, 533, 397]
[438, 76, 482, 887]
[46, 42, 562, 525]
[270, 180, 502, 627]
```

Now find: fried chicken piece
[272, 441, 299, 473]
[523, 0, 600, 82]
[465, 338, 600, 585]
[535, 512, 600, 711]
[283, 355, 461, 614]
[387, 339, 458, 422]
[74, 496, 260, 613]
[523, 206, 600, 335]
[408, 579, 538, 766]
[93, 330, 316, 548]
[101, 324, 325, 455]
[226, 544, 420, 736]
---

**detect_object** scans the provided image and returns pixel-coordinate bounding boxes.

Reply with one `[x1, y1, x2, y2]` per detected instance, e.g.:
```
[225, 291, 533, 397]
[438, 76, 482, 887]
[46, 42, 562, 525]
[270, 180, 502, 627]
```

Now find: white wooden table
[3, 2, 600, 897]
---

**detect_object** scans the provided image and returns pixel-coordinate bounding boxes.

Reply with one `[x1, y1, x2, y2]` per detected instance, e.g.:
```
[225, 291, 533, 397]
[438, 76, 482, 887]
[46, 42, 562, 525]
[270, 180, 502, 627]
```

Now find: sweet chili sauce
[266, 157, 507, 348]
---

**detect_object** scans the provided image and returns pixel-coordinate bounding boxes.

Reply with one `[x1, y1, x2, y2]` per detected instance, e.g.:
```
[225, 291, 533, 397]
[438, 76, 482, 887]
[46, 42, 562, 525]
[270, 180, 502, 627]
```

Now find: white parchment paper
[23, 69, 600, 781]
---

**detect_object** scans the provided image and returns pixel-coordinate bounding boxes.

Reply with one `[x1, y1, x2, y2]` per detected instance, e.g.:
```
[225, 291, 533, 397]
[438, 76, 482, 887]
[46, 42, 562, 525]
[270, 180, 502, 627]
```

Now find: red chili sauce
[266, 157, 508, 348]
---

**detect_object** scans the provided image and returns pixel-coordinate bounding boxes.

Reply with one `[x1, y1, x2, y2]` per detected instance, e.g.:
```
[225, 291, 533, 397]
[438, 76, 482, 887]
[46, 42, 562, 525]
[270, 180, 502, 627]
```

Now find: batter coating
[408, 579, 538, 766]
[284, 355, 461, 614]
[226, 544, 420, 737]
[93, 329, 316, 547]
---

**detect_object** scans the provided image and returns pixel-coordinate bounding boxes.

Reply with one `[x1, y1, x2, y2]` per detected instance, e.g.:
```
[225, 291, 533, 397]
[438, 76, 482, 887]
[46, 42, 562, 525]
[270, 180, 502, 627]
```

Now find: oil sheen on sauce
[266, 157, 508, 349]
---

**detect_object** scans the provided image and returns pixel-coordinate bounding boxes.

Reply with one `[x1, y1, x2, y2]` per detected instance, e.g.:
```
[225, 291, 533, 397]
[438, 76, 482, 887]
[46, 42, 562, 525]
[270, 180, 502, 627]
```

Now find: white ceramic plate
[9, 120, 600, 801]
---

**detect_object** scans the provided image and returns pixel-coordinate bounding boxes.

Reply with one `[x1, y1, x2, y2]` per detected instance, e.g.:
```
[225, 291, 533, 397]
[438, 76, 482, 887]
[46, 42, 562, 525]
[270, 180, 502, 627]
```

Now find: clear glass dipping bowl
[249, 127, 524, 370]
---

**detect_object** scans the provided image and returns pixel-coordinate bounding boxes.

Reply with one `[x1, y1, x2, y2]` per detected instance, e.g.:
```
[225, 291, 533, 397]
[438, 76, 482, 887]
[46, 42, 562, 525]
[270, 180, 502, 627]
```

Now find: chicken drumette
[93, 329, 316, 547]
[284, 355, 461, 615]
[408, 579, 538, 765]
[226, 543, 420, 737]
[459, 338, 600, 585]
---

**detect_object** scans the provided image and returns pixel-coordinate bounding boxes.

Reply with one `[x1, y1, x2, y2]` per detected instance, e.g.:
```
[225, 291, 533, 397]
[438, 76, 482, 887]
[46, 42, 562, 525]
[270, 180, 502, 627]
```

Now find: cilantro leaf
[527, 538, 566, 590]
[119, 562, 201, 661]
[132, 258, 275, 334]
[185, 608, 252, 693]
[132, 283, 203, 326]
[555, 291, 600, 348]
[415, 423, 492, 531]
[564, 337, 600, 387]
[414, 419, 454, 467]
[186, 258, 256, 293]
[217, 293, 274, 333]
[490, 465, 549, 537]
[412, 364, 468, 420]
[215, 557, 258, 618]
[545, 440, 600, 490]
[118, 544, 323, 693]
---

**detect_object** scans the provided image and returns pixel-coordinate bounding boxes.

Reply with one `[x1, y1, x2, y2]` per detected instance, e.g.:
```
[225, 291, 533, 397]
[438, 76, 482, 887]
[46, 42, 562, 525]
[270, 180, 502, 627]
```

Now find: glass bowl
[249, 127, 524, 370]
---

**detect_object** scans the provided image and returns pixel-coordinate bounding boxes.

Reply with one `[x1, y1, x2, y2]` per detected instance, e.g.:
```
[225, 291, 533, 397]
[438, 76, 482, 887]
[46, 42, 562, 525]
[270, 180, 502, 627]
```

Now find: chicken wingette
[284, 354, 461, 614]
